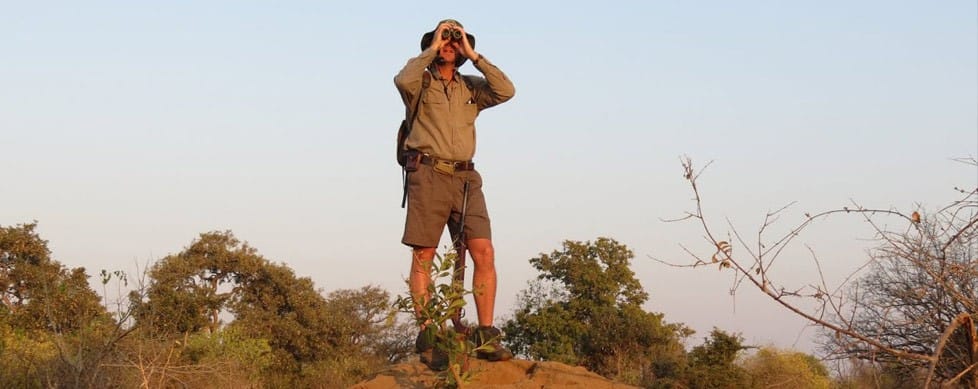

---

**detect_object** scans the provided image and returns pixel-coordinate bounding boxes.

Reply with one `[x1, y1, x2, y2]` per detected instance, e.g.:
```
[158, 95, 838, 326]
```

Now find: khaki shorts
[402, 164, 491, 248]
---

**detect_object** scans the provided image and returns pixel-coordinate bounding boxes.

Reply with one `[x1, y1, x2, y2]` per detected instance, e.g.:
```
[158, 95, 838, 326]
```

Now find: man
[394, 19, 515, 365]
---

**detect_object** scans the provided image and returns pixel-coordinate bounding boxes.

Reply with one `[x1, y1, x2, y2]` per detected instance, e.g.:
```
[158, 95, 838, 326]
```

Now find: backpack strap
[406, 72, 432, 138]
[401, 71, 432, 208]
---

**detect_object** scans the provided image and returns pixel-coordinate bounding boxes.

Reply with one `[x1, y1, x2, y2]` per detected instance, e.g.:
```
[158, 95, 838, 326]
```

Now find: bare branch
[660, 157, 978, 378]
[659, 212, 700, 223]
[924, 313, 974, 388]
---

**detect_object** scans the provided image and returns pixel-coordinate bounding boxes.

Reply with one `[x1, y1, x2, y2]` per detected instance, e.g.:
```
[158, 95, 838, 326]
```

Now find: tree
[0, 223, 132, 388]
[822, 207, 978, 386]
[311, 285, 413, 387]
[133, 231, 334, 375]
[133, 230, 410, 386]
[322, 285, 413, 363]
[741, 347, 831, 389]
[0, 222, 104, 333]
[135, 230, 265, 335]
[684, 329, 750, 388]
[229, 260, 332, 368]
[504, 238, 691, 386]
[663, 157, 978, 388]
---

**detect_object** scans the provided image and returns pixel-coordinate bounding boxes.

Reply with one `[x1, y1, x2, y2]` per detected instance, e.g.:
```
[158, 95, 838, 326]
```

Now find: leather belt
[420, 155, 475, 172]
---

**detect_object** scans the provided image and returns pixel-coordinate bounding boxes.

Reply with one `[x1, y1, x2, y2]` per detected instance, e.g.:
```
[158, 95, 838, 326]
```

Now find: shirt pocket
[462, 103, 478, 125]
[422, 92, 448, 118]
[422, 92, 448, 105]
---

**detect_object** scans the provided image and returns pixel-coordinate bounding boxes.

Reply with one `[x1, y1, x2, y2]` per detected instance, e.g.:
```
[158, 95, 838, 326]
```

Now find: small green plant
[394, 248, 484, 388]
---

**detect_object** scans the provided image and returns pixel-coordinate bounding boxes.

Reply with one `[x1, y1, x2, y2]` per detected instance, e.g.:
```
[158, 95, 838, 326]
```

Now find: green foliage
[684, 332, 831, 389]
[133, 231, 328, 376]
[234, 266, 408, 386]
[0, 319, 130, 388]
[230, 261, 332, 368]
[740, 347, 831, 389]
[97, 329, 267, 388]
[0, 222, 123, 387]
[503, 238, 691, 386]
[135, 230, 266, 335]
[324, 285, 413, 363]
[683, 329, 750, 388]
[394, 250, 483, 388]
[831, 361, 916, 389]
[532, 237, 648, 307]
[0, 326, 58, 388]
[0, 226, 417, 387]
[182, 328, 272, 377]
[132, 230, 409, 386]
[0, 222, 106, 333]
[505, 279, 581, 363]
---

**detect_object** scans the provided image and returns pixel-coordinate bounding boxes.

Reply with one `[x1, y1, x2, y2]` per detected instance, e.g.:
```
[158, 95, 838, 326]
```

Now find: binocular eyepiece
[441, 29, 463, 41]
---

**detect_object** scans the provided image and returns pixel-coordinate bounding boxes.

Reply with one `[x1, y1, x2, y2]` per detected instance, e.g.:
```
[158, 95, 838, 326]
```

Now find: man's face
[438, 41, 458, 66]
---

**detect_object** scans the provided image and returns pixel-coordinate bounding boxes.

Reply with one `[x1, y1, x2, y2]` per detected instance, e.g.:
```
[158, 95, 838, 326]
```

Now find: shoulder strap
[460, 75, 477, 108]
[400, 72, 430, 209]
[406, 72, 431, 135]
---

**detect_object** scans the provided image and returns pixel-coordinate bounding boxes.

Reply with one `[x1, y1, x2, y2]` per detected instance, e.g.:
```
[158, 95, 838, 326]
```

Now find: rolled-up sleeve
[471, 56, 515, 110]
[394, 48, 439, 110]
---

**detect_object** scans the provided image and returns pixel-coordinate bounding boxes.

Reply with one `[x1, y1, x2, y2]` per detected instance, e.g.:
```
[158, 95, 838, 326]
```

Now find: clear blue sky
[2, 1, 976, 352]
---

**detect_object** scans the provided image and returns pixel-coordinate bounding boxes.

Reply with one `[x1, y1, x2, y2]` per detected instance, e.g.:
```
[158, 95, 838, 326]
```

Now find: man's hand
[453, 25, 480, 62]
[429, 21, 479, 62]
[428, 22, 454, 51]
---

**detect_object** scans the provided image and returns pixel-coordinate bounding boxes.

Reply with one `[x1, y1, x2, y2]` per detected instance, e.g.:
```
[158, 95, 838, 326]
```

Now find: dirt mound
[351, 359, 639, 389]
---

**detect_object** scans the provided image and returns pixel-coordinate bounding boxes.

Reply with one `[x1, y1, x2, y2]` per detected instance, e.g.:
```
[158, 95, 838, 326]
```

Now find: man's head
[420, 19, 475, 67]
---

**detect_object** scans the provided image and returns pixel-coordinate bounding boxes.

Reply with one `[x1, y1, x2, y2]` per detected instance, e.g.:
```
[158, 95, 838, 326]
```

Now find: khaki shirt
[395, 47, 515, 161]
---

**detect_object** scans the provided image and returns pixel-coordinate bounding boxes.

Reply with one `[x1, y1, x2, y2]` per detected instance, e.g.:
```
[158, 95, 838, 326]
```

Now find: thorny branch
[655, 156, 978, 387]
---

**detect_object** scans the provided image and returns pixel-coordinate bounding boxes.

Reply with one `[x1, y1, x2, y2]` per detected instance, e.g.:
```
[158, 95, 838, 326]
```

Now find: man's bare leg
[410, 247, 437, 324]
[411, 246, 449, 369]
[466, 238, 496, 327]
[465, 237, 512, 361]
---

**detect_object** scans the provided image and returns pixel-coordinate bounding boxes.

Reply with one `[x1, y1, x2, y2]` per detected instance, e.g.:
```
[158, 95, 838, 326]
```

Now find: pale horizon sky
[2, 1, 976, 353]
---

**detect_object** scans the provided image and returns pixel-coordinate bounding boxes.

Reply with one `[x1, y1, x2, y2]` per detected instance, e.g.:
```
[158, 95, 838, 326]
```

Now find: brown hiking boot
[469, 326, 513, 362]
[419, 347, 449, 371]
[415, 326, 436, 353]
[416, 327, 448, 371]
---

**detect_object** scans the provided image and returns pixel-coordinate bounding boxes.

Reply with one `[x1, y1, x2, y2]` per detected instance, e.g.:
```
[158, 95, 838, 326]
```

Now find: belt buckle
[433, 159, 455, 175]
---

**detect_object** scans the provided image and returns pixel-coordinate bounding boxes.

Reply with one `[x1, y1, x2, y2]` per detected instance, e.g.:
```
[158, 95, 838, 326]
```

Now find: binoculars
[441, 29, 463, 40]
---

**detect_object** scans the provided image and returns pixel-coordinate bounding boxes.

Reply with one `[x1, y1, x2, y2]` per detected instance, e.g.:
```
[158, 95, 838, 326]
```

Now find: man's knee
[411, 247, 436, 273]
[468, 239, 495, 267]
[412, 246, 436, 261]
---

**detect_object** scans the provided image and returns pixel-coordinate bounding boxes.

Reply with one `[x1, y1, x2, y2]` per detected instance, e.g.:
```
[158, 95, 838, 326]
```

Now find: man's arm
[452, 25, 516, 109]
[394, 48, 438, 107]
[395, 22, 455, 106]
[470, 56, 516, 110]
